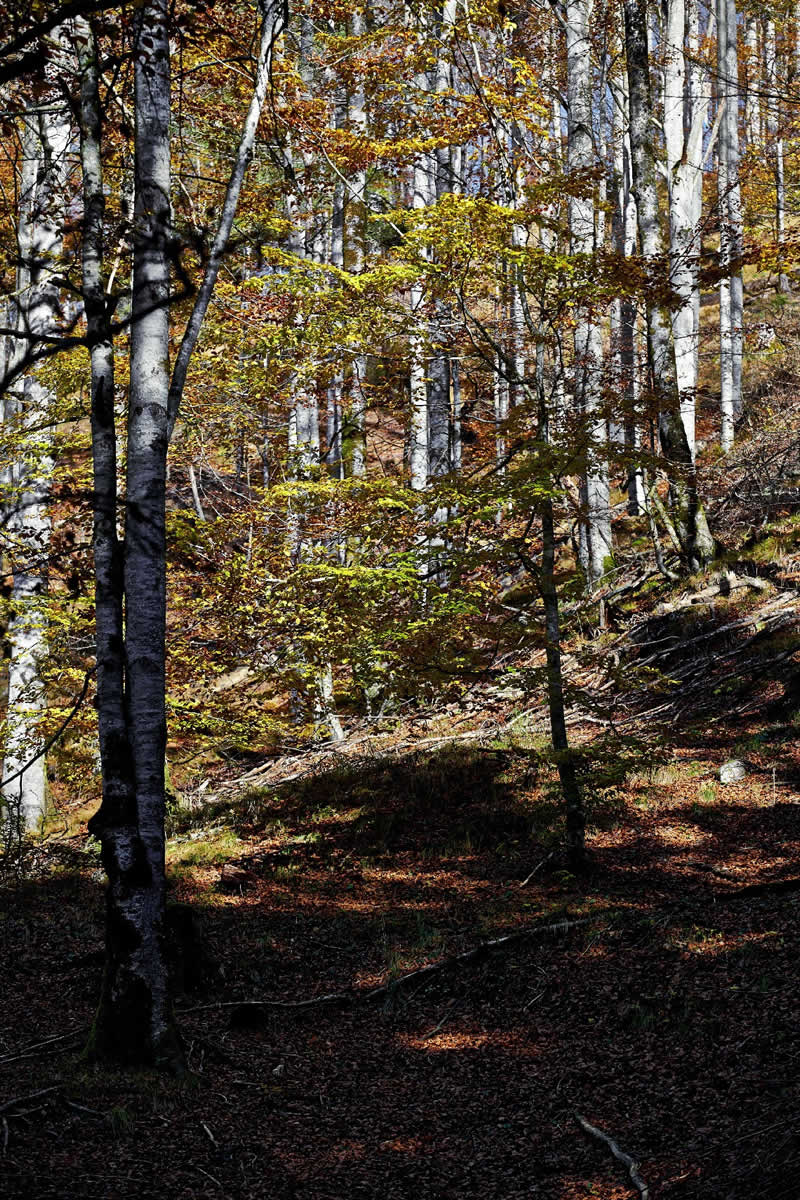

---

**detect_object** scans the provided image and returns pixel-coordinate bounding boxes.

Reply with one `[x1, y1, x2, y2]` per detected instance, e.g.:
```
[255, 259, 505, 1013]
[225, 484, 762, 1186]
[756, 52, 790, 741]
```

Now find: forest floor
[2, 619, 800, 1199]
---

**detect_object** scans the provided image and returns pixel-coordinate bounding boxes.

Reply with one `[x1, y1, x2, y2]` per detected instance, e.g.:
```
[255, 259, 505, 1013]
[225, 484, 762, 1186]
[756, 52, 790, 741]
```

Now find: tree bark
[716, 0, 743, 449]
[764, 18, 789, 293]
[664, 0, 710, 457]
[566, 0, 611, 590]
[87, 0, 182, 1070]
[2, 99, 69, 838]
[540, 497, 586, 872]
[623, 0, 714, 569]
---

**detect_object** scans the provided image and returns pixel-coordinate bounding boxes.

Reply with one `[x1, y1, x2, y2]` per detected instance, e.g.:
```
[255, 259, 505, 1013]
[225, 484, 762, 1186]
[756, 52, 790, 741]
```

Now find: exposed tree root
[575, 1113, 649, 1198]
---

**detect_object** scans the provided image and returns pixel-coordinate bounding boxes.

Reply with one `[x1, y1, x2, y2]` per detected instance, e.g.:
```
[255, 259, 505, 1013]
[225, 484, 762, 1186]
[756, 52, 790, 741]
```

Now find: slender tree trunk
[623, 0, 714, 569]
[408, 106, 434, 491]
[716, 0, 743, 449]
[665, 0, 710, 457]
[566, 0, 610, 589]
[75, 13, 131, 874]
[743, 15, 760, 146]
[346, 9, 368, 478]
[167, 0, 287, 440]
[610, 54, 644, 512]
[765, 18, 790, 293]
[2, 99, 69, 838]
[540, 496, 586, 872]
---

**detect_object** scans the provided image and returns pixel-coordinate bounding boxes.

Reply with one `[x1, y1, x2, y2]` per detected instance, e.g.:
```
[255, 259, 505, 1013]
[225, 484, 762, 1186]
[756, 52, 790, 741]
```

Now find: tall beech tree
[622, 0, 714, 570]
[83, 0, 182, 1067]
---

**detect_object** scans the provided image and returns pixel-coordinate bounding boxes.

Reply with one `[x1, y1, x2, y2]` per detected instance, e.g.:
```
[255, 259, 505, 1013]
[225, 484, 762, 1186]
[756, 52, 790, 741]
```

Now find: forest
[1, 0, 799, 1195]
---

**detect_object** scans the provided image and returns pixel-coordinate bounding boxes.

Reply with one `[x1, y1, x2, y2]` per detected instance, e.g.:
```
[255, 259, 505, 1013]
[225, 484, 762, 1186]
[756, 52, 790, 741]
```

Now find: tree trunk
[665, 0, 710, 457]
[566, 0, 611, 589]
[716, 0, 743, 449]
[764, 18, 789, 293]
[540, 496, 586, 872]
[345, 9, 368, 478]
[610, 50, 643, 512]
[743, 15, 760, 146]
[87, 0, 182, 1069]
[167, 0, 288, 441]
[623, 0, 714, 569]
[2, 100, 69, 838]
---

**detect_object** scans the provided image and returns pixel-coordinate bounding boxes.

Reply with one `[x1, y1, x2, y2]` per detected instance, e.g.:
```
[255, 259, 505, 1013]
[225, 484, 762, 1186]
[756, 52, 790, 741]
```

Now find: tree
[2, 89, 71, 838]
[622, 0, 714, 570]
[82, 0, 182, 1067]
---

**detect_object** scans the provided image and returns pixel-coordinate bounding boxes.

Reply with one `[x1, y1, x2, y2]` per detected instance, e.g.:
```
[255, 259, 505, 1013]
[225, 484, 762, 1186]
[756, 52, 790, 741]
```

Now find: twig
[178, 990, 352, 1016]
[195, 1165, 223, 1190]
[422, 1000, 457, 1039]
[63, 1099, 108, 1120]
[0, 1027, 83, 1065]
[519, 851, 555, 887]
[2, 1116, 8, 1155]
[575, 1113, 649, 1199]
[0, 1086, 60, 1116]
[201, 1122, 220, 1149]
[363, 917, 594, 1000]
[0, 670, 95, 792]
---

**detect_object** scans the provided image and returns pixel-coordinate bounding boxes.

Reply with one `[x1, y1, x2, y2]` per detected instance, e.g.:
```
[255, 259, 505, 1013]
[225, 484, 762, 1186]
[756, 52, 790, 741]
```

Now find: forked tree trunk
[86, 0, 182, 1069]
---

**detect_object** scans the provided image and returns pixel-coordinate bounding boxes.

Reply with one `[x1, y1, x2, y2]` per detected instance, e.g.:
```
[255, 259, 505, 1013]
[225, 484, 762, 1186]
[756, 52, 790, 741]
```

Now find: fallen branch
[0, 1086, 61, 1116]
[575, 1113, 649, 1199]
[520, 852, 556, 887]
[179, 917, 595, 1017]
[717, 876, 800, 901]
[683, 860, 739, 880]
[63, 1099, 108, 1120]
[0, 1027, 84, 1066]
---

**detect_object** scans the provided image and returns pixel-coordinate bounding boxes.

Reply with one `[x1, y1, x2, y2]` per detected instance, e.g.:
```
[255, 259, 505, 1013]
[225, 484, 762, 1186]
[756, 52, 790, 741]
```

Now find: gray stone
[720, 759, 747, 784]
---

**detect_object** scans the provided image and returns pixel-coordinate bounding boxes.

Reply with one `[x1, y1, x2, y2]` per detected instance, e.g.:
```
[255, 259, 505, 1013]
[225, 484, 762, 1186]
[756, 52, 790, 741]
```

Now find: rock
[720, 759, 747, 784]
[219, 863, 259, 892]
